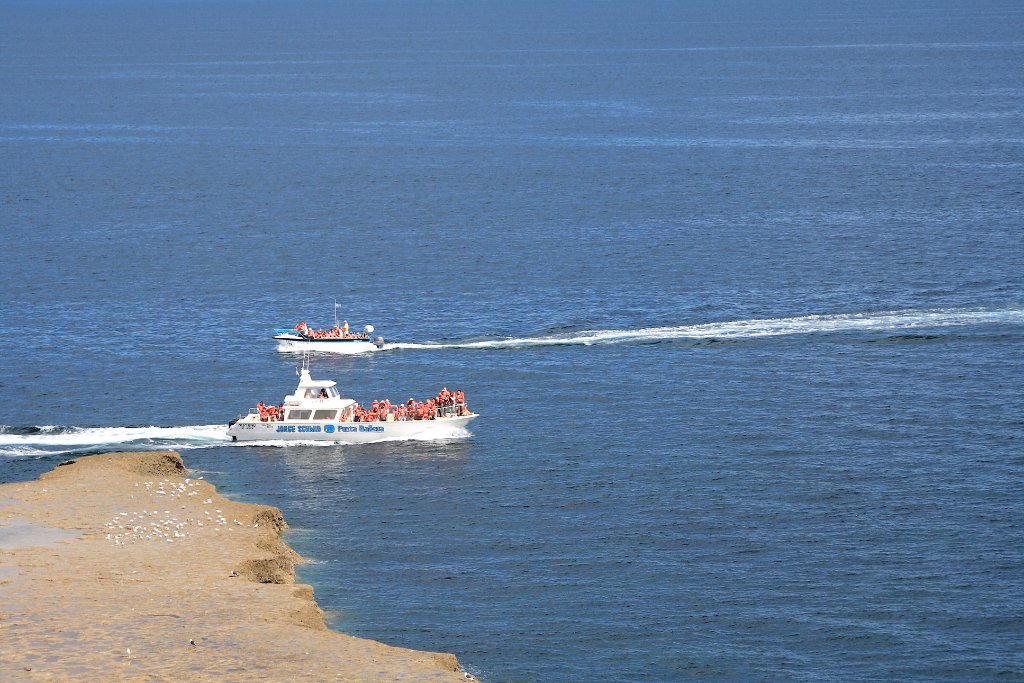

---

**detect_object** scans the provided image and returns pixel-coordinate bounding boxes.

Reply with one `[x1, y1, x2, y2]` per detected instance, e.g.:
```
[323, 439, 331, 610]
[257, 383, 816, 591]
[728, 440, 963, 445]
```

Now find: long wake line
[385, 307, 1024, 351]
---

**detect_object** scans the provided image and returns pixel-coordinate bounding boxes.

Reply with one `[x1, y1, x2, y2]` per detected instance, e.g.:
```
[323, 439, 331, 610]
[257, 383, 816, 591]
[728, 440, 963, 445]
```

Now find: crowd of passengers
[254, 388, 469, 423]
[293, 320, 369, 340]
[256, 402, 285, 421]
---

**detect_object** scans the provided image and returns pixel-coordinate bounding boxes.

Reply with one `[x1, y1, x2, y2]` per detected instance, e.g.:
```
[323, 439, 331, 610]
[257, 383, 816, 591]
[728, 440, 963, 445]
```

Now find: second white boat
[273, 320, 385, 354]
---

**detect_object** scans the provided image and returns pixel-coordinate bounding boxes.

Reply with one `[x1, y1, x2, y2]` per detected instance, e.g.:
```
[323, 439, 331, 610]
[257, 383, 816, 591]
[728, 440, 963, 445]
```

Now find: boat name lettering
[298, 426, 321, 433]
[276, 426, 295, 432]
[359, 425, 385, 433]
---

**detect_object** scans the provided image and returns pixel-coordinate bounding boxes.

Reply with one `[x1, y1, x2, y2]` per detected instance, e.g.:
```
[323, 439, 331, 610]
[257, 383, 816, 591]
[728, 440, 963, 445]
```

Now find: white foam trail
[0, 425, 230, 457]
[384, 308, 1024, 351]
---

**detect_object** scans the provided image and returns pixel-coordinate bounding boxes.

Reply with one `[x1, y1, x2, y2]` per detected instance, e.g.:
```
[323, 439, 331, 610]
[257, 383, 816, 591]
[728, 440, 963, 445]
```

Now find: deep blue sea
[2, 0, 1023, 680]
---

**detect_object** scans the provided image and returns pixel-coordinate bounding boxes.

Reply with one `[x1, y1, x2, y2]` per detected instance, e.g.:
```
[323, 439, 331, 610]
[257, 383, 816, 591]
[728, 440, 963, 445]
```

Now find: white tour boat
[273, 322, 384, 354]
[273, 303, 386, 354]
[227, 362, 477, 444]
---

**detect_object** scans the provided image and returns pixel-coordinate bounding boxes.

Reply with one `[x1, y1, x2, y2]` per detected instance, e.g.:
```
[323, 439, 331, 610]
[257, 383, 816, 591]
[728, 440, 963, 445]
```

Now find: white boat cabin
[251, 369, 358, 423]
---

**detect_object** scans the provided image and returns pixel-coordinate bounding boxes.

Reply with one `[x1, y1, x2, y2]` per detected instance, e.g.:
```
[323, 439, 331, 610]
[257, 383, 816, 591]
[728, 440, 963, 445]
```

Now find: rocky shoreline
[0, 451, 466, 681]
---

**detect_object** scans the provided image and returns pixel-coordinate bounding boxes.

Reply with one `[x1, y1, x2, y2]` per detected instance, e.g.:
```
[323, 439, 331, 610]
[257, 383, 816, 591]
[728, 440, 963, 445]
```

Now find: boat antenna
[334, 299, 340, 329]
[298, 350, 310, 376]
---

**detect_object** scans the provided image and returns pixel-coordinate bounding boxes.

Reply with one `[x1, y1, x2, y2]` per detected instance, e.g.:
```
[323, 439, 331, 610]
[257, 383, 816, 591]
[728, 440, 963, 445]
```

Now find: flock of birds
[102, 478, 256, 546]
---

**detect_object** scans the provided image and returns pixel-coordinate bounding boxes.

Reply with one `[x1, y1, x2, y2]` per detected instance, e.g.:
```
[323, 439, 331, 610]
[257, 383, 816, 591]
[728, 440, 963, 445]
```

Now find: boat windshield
[303, 386, 339, 399]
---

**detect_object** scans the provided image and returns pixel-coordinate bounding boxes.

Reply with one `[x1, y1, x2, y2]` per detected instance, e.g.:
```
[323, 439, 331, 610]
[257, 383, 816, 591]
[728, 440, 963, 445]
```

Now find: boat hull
[274, 335, 380, 355]
[228, 414, 476, 444]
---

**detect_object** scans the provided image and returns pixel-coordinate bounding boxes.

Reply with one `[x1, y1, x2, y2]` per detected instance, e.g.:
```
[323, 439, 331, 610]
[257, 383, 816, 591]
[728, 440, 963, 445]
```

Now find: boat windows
[303, 386, 339, 399]
[313, 409, 337, 421]
[287, 410, 312, 420]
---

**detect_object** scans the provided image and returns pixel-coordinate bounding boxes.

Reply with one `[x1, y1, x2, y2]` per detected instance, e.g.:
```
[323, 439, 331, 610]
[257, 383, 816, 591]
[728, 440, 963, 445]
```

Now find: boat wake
[0, 425, 230, 459]
[383, 307, 1024, 351]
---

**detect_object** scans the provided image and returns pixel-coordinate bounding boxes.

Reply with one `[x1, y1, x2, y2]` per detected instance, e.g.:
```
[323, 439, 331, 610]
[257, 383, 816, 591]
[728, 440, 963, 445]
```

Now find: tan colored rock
[0, 451, 466, 681]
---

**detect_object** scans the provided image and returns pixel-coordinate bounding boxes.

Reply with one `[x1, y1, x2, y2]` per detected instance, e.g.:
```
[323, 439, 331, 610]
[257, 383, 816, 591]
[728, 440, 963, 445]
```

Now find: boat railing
[435, 402, 468, 418]
[282, 330, 371, 341]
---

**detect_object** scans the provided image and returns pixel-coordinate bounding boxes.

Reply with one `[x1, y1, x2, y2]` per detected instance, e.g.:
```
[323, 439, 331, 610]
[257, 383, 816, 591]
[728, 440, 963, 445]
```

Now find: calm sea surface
[2, 0, 1023, 680]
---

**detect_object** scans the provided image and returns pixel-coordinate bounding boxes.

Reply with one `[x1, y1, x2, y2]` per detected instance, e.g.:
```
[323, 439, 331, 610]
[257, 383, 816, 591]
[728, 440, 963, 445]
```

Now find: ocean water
[2, 0, 1023, 680]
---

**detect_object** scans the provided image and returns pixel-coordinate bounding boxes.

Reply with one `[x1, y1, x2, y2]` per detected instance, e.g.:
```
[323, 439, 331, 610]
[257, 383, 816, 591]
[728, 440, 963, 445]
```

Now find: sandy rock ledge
[0, 451, 466, 681]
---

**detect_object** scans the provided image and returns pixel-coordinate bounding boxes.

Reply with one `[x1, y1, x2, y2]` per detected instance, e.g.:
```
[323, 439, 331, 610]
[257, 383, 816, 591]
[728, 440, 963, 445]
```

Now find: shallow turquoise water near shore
[2, 0, 1023, 680]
